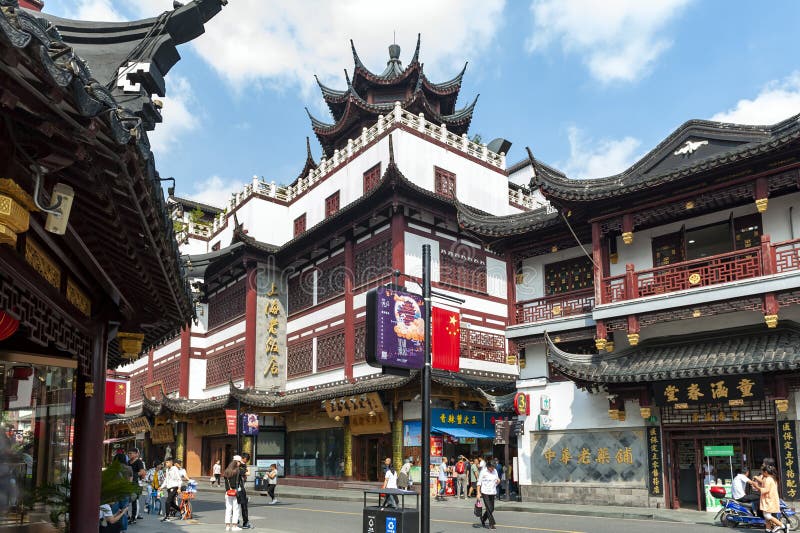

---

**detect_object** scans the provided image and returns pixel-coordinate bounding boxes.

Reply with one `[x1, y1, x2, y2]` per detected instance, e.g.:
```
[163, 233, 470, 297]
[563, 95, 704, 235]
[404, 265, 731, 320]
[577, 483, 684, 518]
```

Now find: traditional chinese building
[465, 115, 800, 508]
[0, 1, 224, 530]
[119, 38, 531, 485]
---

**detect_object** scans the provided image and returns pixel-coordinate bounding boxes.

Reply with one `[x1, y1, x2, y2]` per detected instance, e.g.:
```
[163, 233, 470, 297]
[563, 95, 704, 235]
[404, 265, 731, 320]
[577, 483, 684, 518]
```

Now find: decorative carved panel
[288, 271, 314, 314]
[206, 347, 245, 387]
[460, 328, 506, 363]
[363, 163, 381, 193]
[287, 339, 313, 378]
[434, 166, 456, 198]
[354, 323, 366, 362]
[516, 288, 594, 324]
[66, 278, 91, 316]
[439, 246, 487, 292]
[325, 191, 340, 218]
[207, 278, 246, 329]
[152, 359, 180, 393]
[354, 237, 392, 286]
[317, 329, 345, 371]
[25, 238, 60, 288]
[316, 258, 345, 303]
[294, 213, 306, 237]
[544, 256, 593, 295]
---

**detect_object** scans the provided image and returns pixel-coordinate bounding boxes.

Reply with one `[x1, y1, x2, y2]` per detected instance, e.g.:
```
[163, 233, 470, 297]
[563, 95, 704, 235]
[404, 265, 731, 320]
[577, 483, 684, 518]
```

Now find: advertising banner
[241, 413, 259, 436]
[366, 287, 425, 370]
[225, 409, 237, 435]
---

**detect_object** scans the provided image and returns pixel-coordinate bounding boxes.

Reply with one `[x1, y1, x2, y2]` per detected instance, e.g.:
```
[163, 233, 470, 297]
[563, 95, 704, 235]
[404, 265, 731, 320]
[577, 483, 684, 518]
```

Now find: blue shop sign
[431, 409, 487, 430]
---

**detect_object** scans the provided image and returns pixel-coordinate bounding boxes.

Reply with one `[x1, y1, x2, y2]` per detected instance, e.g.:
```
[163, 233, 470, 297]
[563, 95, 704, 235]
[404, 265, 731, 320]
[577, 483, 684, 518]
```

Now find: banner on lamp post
[432, 307, 460, 372]
[225, 409, 238, 435]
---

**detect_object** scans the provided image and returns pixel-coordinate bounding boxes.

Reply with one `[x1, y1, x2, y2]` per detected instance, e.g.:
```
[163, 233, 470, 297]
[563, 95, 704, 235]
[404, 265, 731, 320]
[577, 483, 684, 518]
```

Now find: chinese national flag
[104, 379, 127, 414]
[432, 307, 460, 372]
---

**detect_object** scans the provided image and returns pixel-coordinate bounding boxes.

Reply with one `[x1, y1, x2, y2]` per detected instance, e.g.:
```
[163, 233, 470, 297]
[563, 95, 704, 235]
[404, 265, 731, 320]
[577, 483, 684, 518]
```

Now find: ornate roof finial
[388, 134, 395, 165]
[344, 68, 352, 88]
[350, 39, 366, 70]
[388, 42, 401, 61]
[410, 33, 421, 65]
[305, 136, 313, 159]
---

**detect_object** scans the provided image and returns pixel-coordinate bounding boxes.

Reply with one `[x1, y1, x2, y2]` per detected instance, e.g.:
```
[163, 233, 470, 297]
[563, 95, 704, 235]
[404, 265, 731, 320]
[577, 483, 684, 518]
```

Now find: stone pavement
[196, 483, 714, 525]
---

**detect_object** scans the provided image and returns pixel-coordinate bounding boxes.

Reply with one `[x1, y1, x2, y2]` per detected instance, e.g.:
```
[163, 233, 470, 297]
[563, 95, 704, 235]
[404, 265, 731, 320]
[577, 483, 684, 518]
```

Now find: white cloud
[560, 126, 641, 179]
[184, 176, 245, 208]
[140, 0, 505, 98]
[147, 75, 201, 155]
[710, 71, 800, 125]
[59, 0, 126, 22]
[526, 0, 691, 83]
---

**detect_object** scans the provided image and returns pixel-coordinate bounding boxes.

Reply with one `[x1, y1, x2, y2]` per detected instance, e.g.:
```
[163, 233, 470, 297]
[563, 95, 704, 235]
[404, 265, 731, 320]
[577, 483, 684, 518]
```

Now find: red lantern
[0, 310, 19, 341]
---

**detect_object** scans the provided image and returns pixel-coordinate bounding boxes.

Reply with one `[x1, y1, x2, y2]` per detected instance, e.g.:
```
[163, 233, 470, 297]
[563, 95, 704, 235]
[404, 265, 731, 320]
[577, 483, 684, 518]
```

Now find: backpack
[397, 470, 409, 488]
[455, 461, 466, 474]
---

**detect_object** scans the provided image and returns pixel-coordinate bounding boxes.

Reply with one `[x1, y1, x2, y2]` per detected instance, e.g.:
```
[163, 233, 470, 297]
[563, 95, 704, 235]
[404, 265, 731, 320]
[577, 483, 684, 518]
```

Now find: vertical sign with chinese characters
[646, 426, 663, 496]
[255, 268, 287, 390]
[778, 420, 798, 499]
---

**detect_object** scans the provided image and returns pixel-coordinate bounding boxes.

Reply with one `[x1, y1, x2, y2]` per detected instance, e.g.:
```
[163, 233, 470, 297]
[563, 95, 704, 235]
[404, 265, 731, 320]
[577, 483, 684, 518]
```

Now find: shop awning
[432, 426, 495, 439]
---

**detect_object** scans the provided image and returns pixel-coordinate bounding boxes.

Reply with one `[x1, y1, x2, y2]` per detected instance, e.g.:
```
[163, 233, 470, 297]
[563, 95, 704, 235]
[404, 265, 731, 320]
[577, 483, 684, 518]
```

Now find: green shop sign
[704, 445, 734, 457]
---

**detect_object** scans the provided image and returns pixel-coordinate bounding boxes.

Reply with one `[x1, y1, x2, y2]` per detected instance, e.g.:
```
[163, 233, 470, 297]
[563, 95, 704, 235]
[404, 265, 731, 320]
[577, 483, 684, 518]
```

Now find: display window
[287, 428, 343, 478]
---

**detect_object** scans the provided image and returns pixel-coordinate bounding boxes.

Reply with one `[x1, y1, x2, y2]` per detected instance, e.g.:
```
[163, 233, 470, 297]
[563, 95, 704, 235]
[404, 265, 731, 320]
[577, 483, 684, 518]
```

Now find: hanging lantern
[117, 332, 145, 359]
[0, 310, 20, 341]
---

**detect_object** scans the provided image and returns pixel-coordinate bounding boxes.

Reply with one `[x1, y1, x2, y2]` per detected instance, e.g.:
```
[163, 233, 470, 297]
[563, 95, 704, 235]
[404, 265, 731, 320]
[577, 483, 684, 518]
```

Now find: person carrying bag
[224, 459, 242, 531]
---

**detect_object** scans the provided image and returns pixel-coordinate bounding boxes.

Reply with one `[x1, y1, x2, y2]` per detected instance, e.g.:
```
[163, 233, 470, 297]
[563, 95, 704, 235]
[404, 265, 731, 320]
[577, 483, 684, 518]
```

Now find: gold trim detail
[627, 333, 640, 346]
[765, 314, 779, 328]
[775, 399, 789, 413]
[608, 409, 619, 420]
[605, 341, 615, 353]
[25, 239, 60, 288]
[622, 231, 633, 245]
[755, 198, 768, 213]
[595, 337, 607, 351]
[0, 194, 30, 247]
[117, 332, 145, 359]
[688, 272, 701, 285]
[639, 407, 651, 419]
[551, 305, 562, 316]
[0, 178, 37, 212]
[66, 279, 91, 317]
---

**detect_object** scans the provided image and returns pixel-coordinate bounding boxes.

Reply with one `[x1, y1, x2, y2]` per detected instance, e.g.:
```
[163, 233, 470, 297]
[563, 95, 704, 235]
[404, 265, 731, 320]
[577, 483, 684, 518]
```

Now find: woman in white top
[266, 463, 279, 504]
[382, 463, 399, 508]
[476, 463, 500, 530]
[212, 460, 222, 486]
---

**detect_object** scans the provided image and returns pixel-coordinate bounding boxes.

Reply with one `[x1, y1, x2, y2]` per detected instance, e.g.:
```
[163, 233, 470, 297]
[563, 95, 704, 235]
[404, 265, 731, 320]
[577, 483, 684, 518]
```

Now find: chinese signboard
[430, 435, 443, 458]
[150, 425, 174, 444]
[241, 413, 259, 436]
[225, 409, 237, 435]
[323, 392, 384, 419]
[255, 268, 287, 390]
[513, 392, 530, 416]
[652, 374, 764, 407]
[532, 429, 646, 484]
[778, 420, 798, 499]
[366, 287, 425, 370]
[646, 426, 663, 496]
[431, 408, 513, 431]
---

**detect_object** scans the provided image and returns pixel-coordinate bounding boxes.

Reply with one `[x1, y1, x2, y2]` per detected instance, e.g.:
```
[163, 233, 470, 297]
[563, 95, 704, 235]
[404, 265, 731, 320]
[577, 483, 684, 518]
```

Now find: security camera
[44, 183, 75, 235]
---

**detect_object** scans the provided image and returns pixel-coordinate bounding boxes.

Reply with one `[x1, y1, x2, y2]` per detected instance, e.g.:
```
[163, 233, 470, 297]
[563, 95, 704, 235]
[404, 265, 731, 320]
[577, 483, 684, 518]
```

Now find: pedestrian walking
[469, 458, 479, 497]
[435, 457, 449, 501]
[477, 462, 500, 530]
[237, 453, 252, 529]
[127, 448, 146, 522]
[398, 459, 412, 491]
[455, 456, 468, 499]
[161, 459, 182, 522]
[224, 459, 242, 532]
[212, 460, 222, 486]
[382, 458, 399, 508]
[266, 463, 279, 504]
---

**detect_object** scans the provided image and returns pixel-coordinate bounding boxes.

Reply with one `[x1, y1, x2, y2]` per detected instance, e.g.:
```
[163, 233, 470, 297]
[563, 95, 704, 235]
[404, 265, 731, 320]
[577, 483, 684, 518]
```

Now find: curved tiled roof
[457, 201, 560, 237]
[533, 113, 800, 202]
[546, 322, 800, 384]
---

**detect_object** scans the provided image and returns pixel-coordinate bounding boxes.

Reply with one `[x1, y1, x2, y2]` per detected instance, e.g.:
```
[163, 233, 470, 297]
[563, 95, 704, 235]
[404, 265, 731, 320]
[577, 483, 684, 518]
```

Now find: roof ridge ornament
[674, 139, 708, 157]
[410, 33, 421, 65]
[350, 39, 366, 70]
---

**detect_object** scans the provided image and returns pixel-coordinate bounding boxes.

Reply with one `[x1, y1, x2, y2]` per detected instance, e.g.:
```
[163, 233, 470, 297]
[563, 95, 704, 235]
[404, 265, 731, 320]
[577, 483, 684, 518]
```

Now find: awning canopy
[432, 426, 495, 439]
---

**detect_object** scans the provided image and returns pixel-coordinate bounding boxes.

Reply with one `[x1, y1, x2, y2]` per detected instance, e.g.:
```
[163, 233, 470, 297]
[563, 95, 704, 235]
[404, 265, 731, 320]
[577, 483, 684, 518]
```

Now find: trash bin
[362, 488, 419, 533]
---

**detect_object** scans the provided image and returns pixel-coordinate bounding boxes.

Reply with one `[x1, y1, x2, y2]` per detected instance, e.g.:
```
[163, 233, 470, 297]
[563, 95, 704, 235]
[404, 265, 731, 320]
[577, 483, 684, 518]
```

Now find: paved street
[127, 490, 722, 533]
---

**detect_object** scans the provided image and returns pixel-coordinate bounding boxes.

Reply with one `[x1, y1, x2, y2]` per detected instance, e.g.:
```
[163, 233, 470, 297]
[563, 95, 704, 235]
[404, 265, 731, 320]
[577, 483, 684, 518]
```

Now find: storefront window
[1, 359, 74, 525]
[287, 428, 343, 478]
[257, 430, 285, 456]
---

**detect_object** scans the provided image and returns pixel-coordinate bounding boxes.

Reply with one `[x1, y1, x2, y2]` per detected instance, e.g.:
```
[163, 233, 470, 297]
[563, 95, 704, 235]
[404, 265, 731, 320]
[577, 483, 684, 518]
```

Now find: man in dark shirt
[239, 453, 252, 529]
[128, 448, 146, 522]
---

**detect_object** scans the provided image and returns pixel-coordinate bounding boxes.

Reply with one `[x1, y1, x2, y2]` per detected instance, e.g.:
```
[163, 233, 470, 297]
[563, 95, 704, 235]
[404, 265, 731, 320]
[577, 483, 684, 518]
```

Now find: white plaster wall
[486, 256, 508, 299]
[762, 192, 800, 242]
[193, 321, 246, 351]
[393, 130, 510, 215]
[287, 368, 346, 390]
[204, 381, 242, 397]
[353, 364, 381, 378]
[237, 197, 290, 247]
[516, 245, 589, 302]
[188, 358, 207, 398]
[287, 300, 344, 335]
[507, 162, 532, 187]
[179, 237, 210, 255]
[405, 232, 440, 282]
[153, 337, 181, 361]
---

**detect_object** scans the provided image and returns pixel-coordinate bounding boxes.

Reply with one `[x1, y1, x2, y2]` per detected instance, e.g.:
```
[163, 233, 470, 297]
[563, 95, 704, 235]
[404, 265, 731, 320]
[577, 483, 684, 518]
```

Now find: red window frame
[434, 166, 456, 198]
[293, 213, 306, 237]
[363, 163, 381, 193]
[325, 191, 340, 218]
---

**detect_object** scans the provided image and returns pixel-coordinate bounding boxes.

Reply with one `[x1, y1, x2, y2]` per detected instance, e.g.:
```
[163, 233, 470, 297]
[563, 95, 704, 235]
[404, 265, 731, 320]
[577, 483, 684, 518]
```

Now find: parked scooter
[711, 486, 800, 530]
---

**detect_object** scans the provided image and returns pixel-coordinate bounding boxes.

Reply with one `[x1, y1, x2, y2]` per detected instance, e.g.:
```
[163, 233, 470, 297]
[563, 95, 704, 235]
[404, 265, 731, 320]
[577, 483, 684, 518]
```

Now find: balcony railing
[602, 236, 800, 304]
[460, 328, 508, 363]
[515, 287, 595, 324]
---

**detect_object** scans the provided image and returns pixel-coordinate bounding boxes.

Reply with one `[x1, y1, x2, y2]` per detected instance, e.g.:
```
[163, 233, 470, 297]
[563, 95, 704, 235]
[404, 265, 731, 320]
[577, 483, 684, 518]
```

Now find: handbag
[226, 473, 239, 497]
[473, 499, 483, 517]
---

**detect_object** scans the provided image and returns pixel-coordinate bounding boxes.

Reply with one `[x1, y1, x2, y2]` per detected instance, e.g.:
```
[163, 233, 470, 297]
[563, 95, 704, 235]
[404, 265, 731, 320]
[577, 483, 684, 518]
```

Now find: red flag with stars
[432, 307, 460, 372]
[104, 379, 128, 414]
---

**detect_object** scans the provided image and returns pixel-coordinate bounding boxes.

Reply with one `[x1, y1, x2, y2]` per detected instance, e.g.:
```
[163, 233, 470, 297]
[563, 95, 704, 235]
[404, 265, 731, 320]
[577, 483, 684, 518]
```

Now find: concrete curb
[257, 490, 713, 525]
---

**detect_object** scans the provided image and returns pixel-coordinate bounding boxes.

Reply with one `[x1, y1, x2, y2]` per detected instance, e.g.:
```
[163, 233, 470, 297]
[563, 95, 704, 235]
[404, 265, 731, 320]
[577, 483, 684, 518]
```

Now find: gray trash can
[362, 488, 419, 533]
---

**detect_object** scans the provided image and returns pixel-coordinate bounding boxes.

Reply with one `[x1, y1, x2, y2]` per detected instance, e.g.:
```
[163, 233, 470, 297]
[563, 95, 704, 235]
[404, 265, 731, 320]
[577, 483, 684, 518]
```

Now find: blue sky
[46, 0, 800, 206]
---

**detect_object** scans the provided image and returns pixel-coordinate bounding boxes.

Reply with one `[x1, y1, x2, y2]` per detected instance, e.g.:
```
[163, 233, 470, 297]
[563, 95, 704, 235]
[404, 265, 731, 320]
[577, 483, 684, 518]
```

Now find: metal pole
[237, 397, 241, 454]
[421, 244, 432, 533]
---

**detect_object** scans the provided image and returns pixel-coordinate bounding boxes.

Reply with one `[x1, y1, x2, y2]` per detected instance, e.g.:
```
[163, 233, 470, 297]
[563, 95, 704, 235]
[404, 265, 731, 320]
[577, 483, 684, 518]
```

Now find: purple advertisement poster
[367, 287, 425, 370]
[241, 413, 259, 436]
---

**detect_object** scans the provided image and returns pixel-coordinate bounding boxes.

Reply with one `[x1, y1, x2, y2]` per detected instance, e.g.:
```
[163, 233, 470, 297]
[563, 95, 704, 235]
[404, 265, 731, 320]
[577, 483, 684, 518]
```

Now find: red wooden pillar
[391, 207, 405, 285]
[70, 324, 108, 533]
[754, 177, 769, 212]
[505, 252, 517, 326]
[244, 263, 257, 388]
[179, 326, 190, 398]
[591, 222, 607, 349]
[344, 232, 355, 382]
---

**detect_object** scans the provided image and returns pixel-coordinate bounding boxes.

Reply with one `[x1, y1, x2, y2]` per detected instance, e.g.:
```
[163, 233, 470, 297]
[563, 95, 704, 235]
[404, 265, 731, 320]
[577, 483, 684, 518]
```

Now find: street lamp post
[421, 244, 432, 533]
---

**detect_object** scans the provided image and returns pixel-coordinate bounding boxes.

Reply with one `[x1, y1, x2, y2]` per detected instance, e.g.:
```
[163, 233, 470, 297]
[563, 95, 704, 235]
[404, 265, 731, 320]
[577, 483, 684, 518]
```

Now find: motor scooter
[711, 486, 800, 530]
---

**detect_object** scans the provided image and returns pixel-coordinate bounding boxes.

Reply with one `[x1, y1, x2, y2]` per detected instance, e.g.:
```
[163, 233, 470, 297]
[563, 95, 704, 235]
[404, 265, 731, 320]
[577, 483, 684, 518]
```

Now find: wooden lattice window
[363, 163, 381, 193]
[439, 248, 487, 292]
[206, 347, 245, 387]
[287, 270, 314, 314]
[293, 214, 306, 237]
[653, 231, 684, 267]
[354, 238, 392, 286]
[207, 278, 246, 329]
[325, 191, 340, 218]
[287, 340, 313, 378]
[544, 256, 593, 296]
[152, 359, 180, 393]
[459, 329, 505, 363]
[129, 371, 147, 401]
[354, 323, 366, 362]
[316, 258, 345, 303]
[434, 167, 456, 198]
[317, 330, 345, 371]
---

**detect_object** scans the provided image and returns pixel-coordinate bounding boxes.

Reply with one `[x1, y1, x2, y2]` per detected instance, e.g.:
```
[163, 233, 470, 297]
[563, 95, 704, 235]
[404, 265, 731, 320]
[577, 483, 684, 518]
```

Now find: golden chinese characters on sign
[543, 446, 633, 466]
[264, 283, 281, 377]
[654, 375, 763, 407]
[647, 427, 663, 496]
[779, 421, 798, 499]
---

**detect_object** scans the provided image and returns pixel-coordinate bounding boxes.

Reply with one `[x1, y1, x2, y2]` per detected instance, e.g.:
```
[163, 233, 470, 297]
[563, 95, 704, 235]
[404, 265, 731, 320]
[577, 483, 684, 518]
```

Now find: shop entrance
[665, 429, 775, 510]
[354, 434, 390, 482]
[202, 436, 237, 475]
